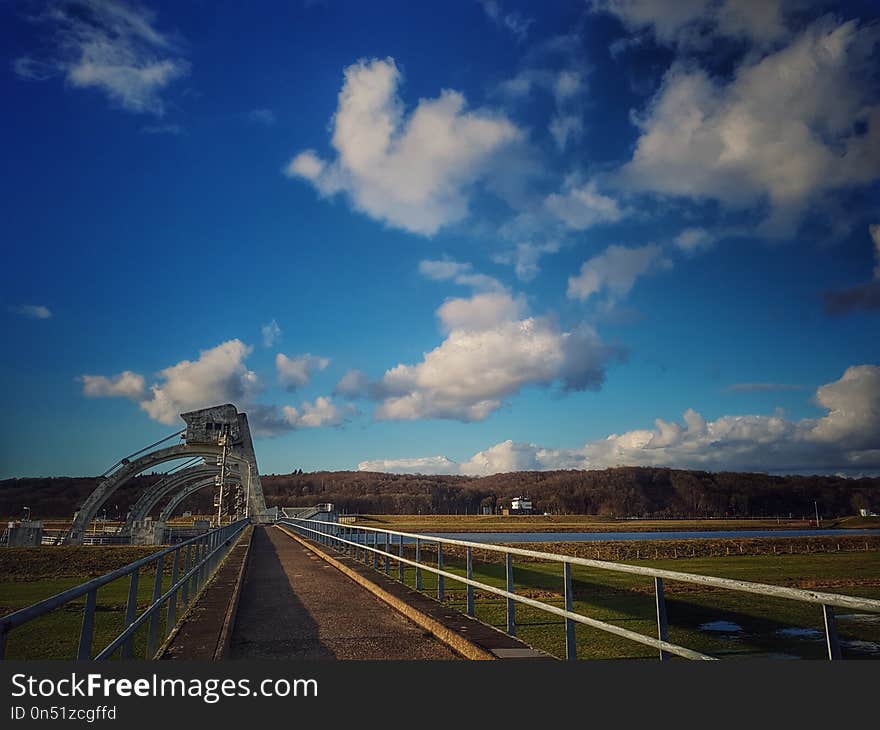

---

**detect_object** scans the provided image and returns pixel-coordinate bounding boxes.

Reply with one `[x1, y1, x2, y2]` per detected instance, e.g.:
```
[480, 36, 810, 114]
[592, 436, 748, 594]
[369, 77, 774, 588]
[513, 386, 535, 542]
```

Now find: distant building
[860, 508, 877, 517]
[510, 496, 533, 514]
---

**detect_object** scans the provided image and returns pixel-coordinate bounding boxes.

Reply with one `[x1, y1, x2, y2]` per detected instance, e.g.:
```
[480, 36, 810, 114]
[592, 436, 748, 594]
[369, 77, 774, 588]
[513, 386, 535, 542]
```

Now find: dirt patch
[0, 546, 162, 581]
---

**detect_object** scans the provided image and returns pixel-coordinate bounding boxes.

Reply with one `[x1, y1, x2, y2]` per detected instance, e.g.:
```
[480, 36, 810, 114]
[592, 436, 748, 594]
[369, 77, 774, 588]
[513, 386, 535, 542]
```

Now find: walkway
[229, 526, 459, 659]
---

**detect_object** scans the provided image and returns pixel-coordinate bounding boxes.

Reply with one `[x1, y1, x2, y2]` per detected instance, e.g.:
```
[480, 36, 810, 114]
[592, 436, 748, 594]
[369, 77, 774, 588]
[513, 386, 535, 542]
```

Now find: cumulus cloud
[825, 224, 880, 315]
[15, 0, 189, 115]
[276, 352, 330, 391]
[361, 364, 880, 475]
[285, 57, 521, 235]
[545, 179, 624, 230]
[618, 18, 880, 234]
[8, 304, 52, 319]
[261, 319, 282, 348]
[139, 340, 260, 424]
[567, 244, 670, 302]
[436, 291, 528, 333]
[80, 371, 145, 400]
[374, 314, 619, 422]
[80, 339, 348, 437]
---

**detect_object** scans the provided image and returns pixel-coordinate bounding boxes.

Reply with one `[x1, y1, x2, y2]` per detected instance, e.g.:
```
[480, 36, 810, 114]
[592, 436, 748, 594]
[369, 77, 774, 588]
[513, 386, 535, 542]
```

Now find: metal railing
[0, 519, 249, 660]
[279, 517, 880, 661]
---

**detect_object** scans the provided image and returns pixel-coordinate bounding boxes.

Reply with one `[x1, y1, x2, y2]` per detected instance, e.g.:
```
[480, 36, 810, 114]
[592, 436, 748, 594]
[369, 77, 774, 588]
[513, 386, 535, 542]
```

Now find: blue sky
[1, 0, 879, 479]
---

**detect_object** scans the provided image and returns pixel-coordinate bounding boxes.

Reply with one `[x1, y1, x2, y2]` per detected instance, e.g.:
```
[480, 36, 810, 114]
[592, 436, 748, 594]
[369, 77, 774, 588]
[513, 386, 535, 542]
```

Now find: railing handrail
[0, 519, 249, 632]
[277, 520, 714, 660]
[278, 517, 880, 614]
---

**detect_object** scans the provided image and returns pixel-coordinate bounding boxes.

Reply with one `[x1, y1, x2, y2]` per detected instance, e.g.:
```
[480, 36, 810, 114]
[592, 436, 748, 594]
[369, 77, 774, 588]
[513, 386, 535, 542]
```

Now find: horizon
[2, 1, 880, 480]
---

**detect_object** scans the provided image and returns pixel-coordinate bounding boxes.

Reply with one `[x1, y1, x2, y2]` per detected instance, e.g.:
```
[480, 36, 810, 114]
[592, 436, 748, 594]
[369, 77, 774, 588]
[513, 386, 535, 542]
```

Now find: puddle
[775, 627, 823, 639]
[700, 620, 743, 633]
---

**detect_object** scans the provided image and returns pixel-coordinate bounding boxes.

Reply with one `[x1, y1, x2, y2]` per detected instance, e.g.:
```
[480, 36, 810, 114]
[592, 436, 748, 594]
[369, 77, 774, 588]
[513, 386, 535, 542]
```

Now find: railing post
[121, 567, 140, 659]
[823, 604, 842, 660]
[77, 588, 97, 660]
[146, 554, 165, 658]
[415, 539, 422, 590]
[437, 542, 444, 601]
[384, 532, 390, 574]
[564, 562, 576, 660]
[373, 532, 379, 569]
[398, 535, 405, 582]
[655, 577, 669, 661]
[166, 548, 180, 630]
[506, 552, 516, 636]
[466, 547, 474, 617]
[181, 544, 191, 605]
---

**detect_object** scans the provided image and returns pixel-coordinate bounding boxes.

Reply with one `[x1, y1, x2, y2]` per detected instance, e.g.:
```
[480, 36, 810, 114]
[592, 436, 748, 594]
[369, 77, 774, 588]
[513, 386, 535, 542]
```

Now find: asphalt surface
[229, 526, 459, 659]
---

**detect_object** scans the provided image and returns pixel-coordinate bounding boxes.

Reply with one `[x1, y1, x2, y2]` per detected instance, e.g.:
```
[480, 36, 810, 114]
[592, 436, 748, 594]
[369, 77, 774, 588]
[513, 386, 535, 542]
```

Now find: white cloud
[15, 0, 189, 116]
[492, 241, 560, 282]
[285, 57, 521, 235]
[357, 455, 460, 475]
[282, 396, 351, 429]
[79, 339, 350, 436]
[139, 340, 259, 424]
[567, 244, 670, 302]
[436, 291, 528, 333]
[374, 313, 618, 422]
[618, 18, 880, 234]
[545, 179, 624, 230]
[80, 371, 145, 400]
[363, 365, 880, 475]
[9, 304, 52, 319]
[261, 319, 282, 348]
[276, 352, 330, 391]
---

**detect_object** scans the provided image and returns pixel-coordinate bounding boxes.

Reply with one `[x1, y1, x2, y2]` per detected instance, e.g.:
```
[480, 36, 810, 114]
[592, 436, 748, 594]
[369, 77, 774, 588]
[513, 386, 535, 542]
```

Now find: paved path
[229, 526, 458, 659]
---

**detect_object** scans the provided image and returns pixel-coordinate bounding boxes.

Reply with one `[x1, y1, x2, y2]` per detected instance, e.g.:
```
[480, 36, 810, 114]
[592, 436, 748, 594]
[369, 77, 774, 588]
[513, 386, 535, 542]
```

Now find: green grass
[363, 545, 880, 660]
[0, 569, 183, 660]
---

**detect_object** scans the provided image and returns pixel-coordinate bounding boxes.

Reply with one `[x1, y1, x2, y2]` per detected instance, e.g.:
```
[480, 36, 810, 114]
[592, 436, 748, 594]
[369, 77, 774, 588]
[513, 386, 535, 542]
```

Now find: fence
[279, 517, 880, 661]
[0, 519, 248, 660]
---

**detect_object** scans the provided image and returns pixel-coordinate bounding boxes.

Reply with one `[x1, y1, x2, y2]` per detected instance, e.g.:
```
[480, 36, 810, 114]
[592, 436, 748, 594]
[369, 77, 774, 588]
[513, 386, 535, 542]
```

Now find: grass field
[373, 543, 880, 660]
[0, 546, 180, 660]
[354, 513, 880, 533]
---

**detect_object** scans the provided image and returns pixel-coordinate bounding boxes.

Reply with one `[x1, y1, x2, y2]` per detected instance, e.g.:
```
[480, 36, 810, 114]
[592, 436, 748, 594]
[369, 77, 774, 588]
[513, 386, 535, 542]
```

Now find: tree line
[1, 467, 877, 520]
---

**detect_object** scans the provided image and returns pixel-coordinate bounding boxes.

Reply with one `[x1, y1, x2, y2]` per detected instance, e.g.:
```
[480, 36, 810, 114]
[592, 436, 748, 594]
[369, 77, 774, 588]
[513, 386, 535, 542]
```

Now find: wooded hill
[3, 467, 876, 520]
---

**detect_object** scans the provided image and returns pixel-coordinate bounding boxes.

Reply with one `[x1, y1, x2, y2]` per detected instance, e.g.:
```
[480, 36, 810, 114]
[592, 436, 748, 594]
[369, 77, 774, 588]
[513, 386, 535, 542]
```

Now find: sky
[1, 0, 879, 479]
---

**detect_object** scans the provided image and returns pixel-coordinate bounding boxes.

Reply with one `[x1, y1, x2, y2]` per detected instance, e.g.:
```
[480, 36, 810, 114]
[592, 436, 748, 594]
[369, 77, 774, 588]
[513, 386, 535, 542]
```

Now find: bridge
[2, 404, 880, 661]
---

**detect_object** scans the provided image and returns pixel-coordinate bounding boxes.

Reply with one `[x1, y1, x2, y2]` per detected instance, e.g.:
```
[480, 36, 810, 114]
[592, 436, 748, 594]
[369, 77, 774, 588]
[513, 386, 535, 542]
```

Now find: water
[421, 528, 878, 543]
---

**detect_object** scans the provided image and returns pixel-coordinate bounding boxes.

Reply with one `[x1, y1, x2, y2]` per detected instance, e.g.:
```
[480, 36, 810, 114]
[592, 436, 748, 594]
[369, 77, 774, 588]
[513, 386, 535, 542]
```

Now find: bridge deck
[229, 526, 459, 660]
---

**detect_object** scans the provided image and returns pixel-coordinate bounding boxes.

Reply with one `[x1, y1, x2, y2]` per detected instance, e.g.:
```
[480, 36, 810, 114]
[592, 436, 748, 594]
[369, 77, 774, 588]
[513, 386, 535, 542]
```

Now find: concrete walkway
[229, 526, 459, 660]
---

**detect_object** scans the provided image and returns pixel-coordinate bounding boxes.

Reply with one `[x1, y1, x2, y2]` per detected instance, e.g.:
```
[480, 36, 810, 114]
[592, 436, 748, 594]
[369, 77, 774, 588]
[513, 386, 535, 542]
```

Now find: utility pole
[814, 500, 820, 529]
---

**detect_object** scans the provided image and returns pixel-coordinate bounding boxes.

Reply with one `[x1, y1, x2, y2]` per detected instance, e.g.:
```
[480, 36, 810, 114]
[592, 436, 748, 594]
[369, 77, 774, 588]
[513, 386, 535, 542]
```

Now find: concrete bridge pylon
[65, 404, 271, 545]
